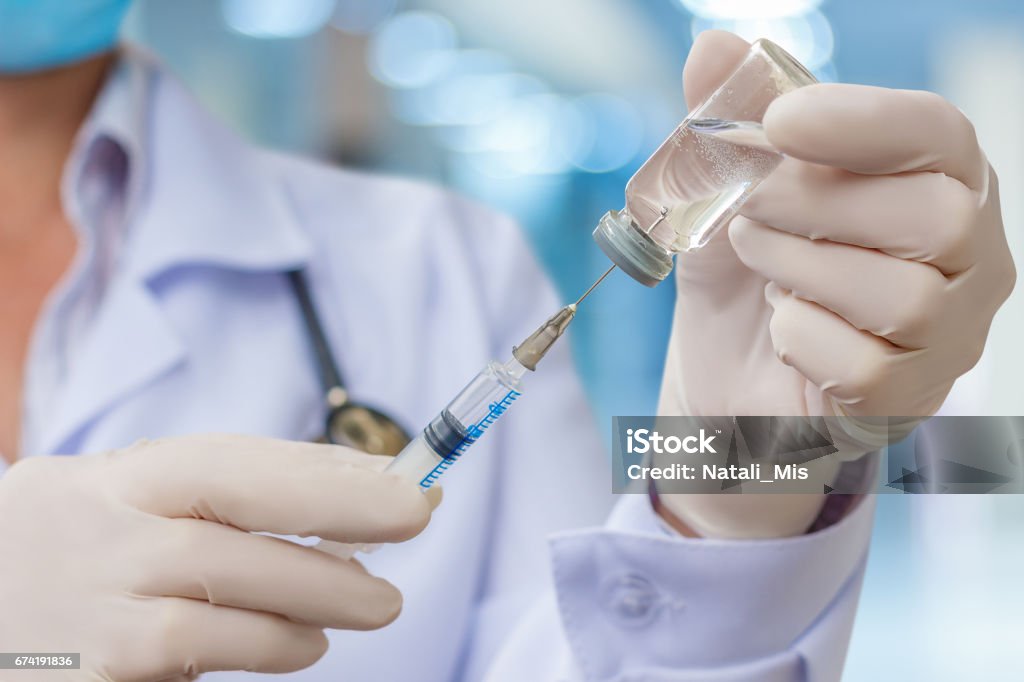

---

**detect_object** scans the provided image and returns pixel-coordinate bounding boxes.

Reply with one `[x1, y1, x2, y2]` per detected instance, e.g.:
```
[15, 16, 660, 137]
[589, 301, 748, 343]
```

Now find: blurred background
[122, 0, 1024, 678]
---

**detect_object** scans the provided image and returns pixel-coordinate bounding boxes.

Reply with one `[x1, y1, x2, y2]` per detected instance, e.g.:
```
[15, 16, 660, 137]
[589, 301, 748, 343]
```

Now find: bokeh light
[461, 93, 575, 177]
[679, 0, 823, 20]
[221, 0, 337, 39]
[561, 94, 645, 173]
[691, 9, 835, 69]
[369, 12, 458, 89]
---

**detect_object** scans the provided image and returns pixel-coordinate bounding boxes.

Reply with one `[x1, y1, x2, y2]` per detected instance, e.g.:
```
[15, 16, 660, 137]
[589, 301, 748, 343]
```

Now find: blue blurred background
[123, 1, 1024, 677]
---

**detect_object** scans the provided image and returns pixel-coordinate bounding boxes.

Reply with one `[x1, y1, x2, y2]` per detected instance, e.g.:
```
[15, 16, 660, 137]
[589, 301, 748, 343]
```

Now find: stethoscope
[286, 270, 411, 456]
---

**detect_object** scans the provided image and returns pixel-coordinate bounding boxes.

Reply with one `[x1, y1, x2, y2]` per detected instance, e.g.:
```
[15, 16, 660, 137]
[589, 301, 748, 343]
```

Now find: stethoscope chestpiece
[287, 269, 411, 456]
[324, 400, 411, 456]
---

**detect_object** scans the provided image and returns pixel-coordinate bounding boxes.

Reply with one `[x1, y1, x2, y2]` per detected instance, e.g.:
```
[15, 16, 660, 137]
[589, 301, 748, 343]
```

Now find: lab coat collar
[37, 50, 313, 454]
[56, 48, 144, 266]
[115, 48, 314, 279]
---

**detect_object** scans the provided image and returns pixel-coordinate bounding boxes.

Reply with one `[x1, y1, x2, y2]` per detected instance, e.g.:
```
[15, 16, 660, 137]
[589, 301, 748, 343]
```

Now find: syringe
[318, 274, 609, 557]
[379, 301, 581, 493]
[386, 357, 528, 492]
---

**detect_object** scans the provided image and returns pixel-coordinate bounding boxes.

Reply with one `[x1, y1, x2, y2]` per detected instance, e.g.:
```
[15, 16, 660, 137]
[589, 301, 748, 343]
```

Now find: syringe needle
[512, 264, 617, 372]
[574, 264, 616, 307]
[512, 305, 576, 371]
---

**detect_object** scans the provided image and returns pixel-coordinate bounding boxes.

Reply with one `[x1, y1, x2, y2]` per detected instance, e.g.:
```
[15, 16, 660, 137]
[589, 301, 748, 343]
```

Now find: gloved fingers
[356, 452, 444, 509]
[763, 282, 904, 411]
[657, 492, 829, 540]
[741, 158, 981, 275]
[683, 30, 750, 109]
[131, 597, 327, 680]
[108, 434, 432, 544]
[423, 484, 443, 510]
[731, 216, 950, 349]
[134, 518, 403, 630]
[763, 83, 987, 191]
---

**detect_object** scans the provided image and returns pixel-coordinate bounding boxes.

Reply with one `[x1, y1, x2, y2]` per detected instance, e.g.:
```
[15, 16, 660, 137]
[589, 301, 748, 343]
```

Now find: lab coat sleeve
[484, 494, 875, 682]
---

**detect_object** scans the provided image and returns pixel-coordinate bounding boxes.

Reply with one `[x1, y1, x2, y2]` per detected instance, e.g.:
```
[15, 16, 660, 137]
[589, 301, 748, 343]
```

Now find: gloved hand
[0, 434, 434, 681]
[657, 31, 1016, 538]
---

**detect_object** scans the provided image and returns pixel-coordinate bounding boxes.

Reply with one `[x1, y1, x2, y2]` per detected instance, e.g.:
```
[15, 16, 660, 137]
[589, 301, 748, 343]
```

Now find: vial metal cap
[592, 209, 673, 287]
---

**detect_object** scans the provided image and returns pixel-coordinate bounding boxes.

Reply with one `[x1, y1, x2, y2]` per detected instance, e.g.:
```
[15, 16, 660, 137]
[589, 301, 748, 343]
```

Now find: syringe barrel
[386, 359, 526, 490]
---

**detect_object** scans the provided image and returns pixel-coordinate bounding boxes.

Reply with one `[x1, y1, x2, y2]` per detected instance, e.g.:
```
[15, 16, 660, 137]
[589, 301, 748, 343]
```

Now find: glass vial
[593, 39, 817, 286]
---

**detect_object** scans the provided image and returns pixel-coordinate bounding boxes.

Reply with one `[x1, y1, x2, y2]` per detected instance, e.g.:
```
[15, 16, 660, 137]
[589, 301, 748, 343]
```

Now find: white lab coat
[4, 51, 873, 681]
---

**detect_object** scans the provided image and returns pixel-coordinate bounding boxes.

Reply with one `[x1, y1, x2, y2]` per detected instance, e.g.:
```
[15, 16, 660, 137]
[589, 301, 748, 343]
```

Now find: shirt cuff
[548, 493, 875, 681]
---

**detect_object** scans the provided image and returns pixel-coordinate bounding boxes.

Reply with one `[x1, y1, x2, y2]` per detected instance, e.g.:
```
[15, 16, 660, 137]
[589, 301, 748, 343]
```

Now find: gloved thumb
[683, 30, 751, 111]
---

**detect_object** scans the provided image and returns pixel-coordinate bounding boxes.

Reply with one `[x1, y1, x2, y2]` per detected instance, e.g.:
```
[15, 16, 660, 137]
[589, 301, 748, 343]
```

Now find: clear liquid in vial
[624, 118, 782, 252]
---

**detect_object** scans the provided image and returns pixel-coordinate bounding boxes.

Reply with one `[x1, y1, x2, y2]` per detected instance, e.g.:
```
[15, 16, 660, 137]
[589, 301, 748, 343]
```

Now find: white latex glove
[658, 31, 1016, 538]
[0, 434, 434, 681]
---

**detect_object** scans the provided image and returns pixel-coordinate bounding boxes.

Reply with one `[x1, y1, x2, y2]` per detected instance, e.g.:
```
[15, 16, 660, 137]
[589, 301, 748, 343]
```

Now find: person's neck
[0, 53, 114, 242]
